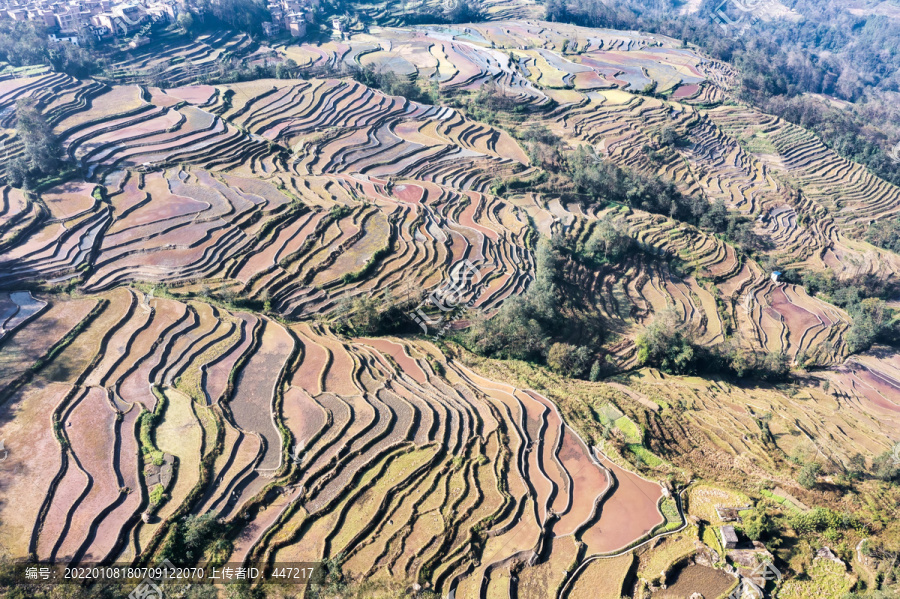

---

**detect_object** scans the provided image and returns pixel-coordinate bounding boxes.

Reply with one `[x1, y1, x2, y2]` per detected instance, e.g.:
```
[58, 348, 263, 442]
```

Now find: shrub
[350, 66, 437, 105]
[566, 145, 695, 221]
[546, 342, 592, 377]
[582, 213, 634, 263]
[589, 360, 602, 382]
[741, 507, 775, 541]
[866, 217, 900, 253]
[149, 484, 166, 506]
[332, 294, 413, 337]
[444, 0, 484, 23]
[721, 345, 791, 382]
[789, 507, 863, 534]
[466, 295, 551, 361]
[160, 512, 230, 565]
[845, 298, 898, 352]
[798, 271, 900, 353]
[873, 451, 900, 483]
[516, 123, 564, 171]
[465, 239, 560, 361]
[755, 351, 789, 381]
[187, 0, 271, 37]
[635, 308, 695, 374]
[798, 462, 822, 490]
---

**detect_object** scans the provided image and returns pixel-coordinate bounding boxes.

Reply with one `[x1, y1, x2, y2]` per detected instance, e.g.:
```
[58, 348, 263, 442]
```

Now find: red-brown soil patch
[204, 428, 262, 514]
[41, 181, 96, 220]
[556, 427, 610, 534]
[117, 298, 188, 410]
[519, 391, 554, 521]
[524, 391, 572, 514]
[672, 83, 700, 99]
[769, 287, 820, 347]
[653, 563, 735, 598]
[54, 387, 119, 560]
[282, 387, 327, 449]
[36, 387, 115, 560]
[581, 454, 664, 554]
[316, 334, 358, 396]
[0, 381, 70, 558]
[81, 406, 142, 561]
[164, 85, 216, 105]
[202, 312, 256, 404]
[355, 338, 426, 384]
[230, 484, 304, 563]
[393, 183, 425, 203]
[292, 323, 329, 394]
[229, 319, 293, 470]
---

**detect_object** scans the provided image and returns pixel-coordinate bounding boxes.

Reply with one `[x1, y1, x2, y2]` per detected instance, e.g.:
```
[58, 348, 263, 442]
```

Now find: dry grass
[688, 484, 752, 524]
[637, 526, 699, 584]
[569, 552, 635, 599]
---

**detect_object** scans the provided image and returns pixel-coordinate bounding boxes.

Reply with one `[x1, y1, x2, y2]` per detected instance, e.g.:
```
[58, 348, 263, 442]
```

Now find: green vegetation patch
[627, 444, 664, 468]
[700, 522, 725, 560]
[149, 483, 167, 506]
[777, 557, 855, 599]
[760, 488, 803, 514]
[656, 497, 683, 533]
[615, 416, 641, 443]
[736, 130, 779, 155]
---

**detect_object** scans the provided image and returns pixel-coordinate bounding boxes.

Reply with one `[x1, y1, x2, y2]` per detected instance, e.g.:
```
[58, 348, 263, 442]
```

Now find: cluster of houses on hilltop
[0, 0, 322, 43]
[263, 0, 319, 38]
[0, 0, 177, 41]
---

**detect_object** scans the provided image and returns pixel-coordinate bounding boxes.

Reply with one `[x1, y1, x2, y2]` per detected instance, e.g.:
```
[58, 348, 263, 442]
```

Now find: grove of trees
[0, 21, 100, 78]
[182, 0, 272, 37]
[7, 99, 63, 189]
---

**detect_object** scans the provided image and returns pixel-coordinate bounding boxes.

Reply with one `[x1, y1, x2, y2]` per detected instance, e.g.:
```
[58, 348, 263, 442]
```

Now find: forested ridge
[544, 0, 900, 187]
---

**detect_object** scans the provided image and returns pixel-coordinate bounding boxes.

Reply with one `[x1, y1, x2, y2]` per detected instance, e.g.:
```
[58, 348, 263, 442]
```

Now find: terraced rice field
[531, 82, 900, 283]
[0, 12, 899, 599]
[0, 293, 670, 594]
[0, 81, 857, 366]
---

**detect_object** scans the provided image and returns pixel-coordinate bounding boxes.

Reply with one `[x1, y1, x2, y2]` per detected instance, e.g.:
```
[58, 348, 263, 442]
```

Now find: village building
[721, 525, 739, 550]
[0, 0, 176, 39]
[286, 12, 305, 37]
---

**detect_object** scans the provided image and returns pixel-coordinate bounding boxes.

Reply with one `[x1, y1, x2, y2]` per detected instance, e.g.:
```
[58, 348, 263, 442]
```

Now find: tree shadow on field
[865, 345, 899, 360]
[0, 300, 83, 430]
